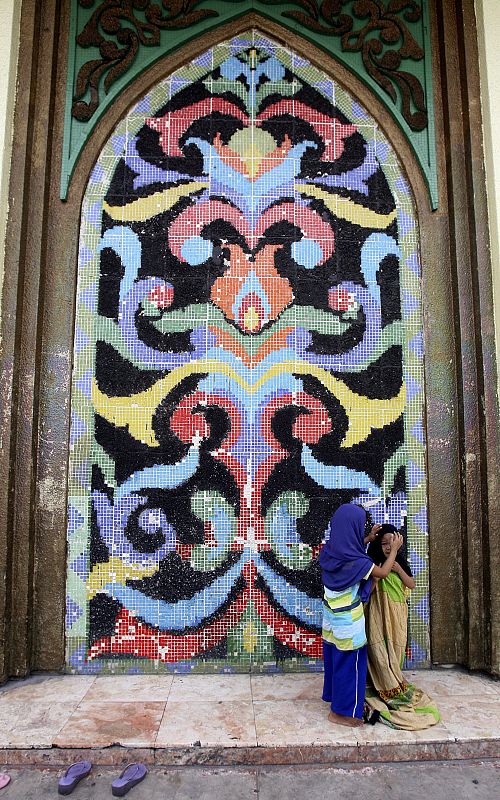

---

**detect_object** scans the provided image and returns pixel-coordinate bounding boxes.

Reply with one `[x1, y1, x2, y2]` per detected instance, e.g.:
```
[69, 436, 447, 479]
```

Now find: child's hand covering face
[381, 531, 403, 557]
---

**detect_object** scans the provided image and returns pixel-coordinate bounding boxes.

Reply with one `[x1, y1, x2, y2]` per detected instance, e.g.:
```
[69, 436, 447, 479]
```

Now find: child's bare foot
[328, 711, 363, 728]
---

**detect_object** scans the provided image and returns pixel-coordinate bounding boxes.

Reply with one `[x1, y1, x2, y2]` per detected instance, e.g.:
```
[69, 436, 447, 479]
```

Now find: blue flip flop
[58, 760, 92, 795]
[111, 763, 147, 797]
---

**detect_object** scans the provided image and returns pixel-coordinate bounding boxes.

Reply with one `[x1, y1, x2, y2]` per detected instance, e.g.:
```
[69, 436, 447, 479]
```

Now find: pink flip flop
[0, 774, 11, 790]
[58, 760, 92, 795]
[111, 763, 147, 797]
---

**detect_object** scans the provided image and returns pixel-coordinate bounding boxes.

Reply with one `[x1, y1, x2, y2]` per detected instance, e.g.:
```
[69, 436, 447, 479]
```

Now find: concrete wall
[0, 0, 21, 311]
[476, 0, 500, 396]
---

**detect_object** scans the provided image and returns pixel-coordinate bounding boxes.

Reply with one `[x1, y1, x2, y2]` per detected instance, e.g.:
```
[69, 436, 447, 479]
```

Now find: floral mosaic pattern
[67, 32, 429, 673]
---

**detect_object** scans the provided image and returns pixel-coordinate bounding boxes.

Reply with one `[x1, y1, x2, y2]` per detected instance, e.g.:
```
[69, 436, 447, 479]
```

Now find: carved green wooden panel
[62, 1, 437, 207]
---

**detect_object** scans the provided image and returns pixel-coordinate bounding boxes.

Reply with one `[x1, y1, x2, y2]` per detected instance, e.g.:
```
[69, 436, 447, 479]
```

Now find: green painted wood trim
[61, 1, 437, 207]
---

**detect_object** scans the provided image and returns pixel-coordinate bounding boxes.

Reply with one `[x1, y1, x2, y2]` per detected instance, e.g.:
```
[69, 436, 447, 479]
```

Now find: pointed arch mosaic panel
[66, 31, 429, 673]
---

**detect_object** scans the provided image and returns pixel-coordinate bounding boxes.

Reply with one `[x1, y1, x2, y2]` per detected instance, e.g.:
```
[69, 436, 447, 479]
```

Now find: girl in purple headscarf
[320, 504, 402, 727]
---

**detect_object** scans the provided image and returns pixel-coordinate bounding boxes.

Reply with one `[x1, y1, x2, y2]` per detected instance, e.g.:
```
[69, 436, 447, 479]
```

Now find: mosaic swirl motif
[67, 34, 429, 671]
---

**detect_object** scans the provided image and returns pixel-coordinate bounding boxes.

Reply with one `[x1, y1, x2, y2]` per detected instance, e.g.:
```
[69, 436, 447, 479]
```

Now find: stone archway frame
[0, 0, 498, 681]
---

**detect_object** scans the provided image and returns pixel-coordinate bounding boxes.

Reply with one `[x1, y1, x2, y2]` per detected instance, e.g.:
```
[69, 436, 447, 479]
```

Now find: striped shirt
[321, 566, 374, 651]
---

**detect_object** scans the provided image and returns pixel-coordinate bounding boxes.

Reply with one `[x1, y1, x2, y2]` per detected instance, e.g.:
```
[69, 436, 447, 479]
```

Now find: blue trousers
[322, 640, 367, 719]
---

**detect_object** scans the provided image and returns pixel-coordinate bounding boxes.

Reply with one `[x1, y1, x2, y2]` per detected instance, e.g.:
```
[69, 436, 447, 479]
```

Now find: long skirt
[322, 640, 367, 719]
[365, 578, 440, 730]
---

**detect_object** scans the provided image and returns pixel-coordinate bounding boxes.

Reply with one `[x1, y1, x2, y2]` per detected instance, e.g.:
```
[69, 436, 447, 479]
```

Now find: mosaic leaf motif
[67, 33, 429, 672]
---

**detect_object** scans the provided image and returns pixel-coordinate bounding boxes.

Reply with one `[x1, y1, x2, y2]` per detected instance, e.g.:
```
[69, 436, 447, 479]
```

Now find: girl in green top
[365, 525, 440, 730]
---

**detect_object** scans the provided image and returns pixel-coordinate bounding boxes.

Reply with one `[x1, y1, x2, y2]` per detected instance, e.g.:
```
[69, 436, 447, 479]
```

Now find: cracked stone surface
[0, 668, 498, 757]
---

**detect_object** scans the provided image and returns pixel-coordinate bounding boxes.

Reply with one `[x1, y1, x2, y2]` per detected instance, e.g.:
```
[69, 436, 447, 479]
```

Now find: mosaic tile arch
[67, 31, 430, 674]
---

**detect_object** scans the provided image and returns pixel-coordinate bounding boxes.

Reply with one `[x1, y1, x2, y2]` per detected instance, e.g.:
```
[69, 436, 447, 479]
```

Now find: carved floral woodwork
[72, 0, 428, 132]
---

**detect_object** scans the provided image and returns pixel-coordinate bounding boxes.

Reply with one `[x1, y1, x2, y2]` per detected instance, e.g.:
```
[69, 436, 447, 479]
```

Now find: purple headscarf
[319, 504, 374, 600]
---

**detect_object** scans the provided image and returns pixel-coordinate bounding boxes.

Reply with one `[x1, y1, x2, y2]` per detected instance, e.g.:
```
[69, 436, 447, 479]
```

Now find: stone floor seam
[249, 674, 258, 747]
[0, 668, 499, 761]
[152, 702, 168, 749]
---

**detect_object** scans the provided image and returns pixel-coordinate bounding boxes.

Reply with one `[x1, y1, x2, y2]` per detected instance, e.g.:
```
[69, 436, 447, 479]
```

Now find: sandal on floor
[111, 763, 147, 797]
[363, 703, 380, 725]
[58, 761, 92, 795]
[0, 774, 11, 791]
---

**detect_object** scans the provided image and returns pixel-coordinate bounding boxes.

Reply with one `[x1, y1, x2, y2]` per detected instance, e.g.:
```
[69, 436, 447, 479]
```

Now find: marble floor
[0, 668, 498, 752]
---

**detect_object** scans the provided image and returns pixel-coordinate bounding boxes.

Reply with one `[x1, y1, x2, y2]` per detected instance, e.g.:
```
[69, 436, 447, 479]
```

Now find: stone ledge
[1, 738, 499, 768]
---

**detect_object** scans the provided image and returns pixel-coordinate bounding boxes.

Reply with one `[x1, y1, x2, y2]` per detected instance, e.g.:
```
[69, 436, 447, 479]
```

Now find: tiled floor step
[0, 669, 498, 766]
